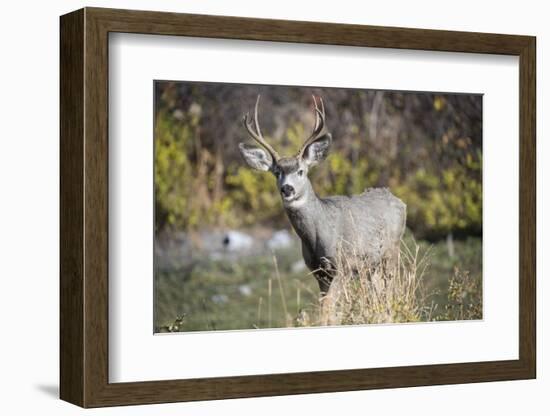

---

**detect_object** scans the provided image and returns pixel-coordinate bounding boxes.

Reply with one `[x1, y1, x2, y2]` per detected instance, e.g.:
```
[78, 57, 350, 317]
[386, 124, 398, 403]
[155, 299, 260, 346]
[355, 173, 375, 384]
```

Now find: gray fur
[285, 185, 406, 293]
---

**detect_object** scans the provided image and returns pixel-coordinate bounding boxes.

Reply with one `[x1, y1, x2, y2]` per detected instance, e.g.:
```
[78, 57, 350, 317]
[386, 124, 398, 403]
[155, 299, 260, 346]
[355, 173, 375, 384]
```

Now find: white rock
[291, 260, 307, 273]
[211, 294, 229, 304]
[267, 230, 294, 250]
[238, 284, 253, 297]
[222, 230, 254, 252]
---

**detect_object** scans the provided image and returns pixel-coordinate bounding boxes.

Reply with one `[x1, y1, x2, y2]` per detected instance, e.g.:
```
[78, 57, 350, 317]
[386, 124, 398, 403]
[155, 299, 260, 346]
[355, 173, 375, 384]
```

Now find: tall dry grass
[314, 238, 434, 326]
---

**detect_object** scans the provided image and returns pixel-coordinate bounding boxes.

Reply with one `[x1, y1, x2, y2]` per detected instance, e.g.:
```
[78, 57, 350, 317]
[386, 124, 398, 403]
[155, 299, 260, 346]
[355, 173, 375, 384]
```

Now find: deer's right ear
[238, 143, 273, 171]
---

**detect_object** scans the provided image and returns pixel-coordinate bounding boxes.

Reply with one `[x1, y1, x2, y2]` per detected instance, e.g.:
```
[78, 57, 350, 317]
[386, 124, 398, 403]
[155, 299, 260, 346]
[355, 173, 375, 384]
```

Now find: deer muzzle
[280, 184, 295, 199]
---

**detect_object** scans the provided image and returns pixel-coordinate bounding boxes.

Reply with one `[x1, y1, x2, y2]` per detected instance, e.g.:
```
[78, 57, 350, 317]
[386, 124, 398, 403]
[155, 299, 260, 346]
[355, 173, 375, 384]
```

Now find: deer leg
[316, 272, 332, 296]
[316, 269, 338, 326]
[388, 242, 400, 277]
[379, 243, 400, 280]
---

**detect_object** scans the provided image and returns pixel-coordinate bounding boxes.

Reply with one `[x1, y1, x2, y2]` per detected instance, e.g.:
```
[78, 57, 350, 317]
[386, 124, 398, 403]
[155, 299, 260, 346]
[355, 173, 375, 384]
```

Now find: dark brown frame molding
[60, 7, 536, 408]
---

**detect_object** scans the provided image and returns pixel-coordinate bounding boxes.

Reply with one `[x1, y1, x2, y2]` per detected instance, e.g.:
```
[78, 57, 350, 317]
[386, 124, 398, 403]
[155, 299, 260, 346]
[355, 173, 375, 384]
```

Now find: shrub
[393, 152, 482, 239]
[442, 267, 482, 321]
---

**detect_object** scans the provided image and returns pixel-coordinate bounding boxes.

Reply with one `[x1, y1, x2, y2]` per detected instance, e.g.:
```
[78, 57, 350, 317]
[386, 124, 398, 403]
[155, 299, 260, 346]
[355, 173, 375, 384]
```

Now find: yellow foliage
[155, 107, 481, 238]
[394, 155, 482, 237]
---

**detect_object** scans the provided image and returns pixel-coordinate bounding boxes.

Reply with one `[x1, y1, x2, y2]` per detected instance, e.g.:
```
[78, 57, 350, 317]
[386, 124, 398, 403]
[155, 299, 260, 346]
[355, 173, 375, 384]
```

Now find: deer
[239, 95, 407, 299]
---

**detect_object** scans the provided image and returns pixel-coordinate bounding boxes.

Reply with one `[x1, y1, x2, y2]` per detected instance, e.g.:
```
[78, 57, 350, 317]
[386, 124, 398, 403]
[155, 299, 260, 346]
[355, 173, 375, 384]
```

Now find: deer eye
[297, 169, 304, 177]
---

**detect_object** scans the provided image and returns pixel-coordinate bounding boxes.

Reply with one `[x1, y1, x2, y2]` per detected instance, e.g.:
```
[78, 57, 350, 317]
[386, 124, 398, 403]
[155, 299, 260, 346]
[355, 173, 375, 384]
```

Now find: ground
[154, 231, 482, 332]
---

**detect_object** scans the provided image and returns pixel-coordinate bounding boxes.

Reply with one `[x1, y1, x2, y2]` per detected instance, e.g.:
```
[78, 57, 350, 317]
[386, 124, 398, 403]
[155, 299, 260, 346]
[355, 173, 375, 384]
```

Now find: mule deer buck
[239, 95, 407, 296]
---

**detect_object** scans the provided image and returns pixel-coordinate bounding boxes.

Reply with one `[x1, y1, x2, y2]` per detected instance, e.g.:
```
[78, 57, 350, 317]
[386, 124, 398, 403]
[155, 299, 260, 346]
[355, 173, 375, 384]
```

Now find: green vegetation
[155, 246, 318, 332]
[155, 236, 482, 332]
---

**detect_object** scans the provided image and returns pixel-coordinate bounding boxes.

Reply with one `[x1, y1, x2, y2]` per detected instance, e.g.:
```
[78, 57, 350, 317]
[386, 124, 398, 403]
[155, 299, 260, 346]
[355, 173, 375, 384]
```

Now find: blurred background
[154, 81, 482, 332]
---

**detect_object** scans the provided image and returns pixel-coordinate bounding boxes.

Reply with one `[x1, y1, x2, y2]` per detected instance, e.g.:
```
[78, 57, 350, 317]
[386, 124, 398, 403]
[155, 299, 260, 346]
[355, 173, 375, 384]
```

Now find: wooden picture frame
[60, 7, 536, 408]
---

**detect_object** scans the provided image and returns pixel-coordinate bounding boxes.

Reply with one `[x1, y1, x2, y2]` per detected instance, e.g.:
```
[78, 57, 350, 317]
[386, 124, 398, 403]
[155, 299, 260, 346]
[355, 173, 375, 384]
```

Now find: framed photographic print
[60, 7, 536, 407]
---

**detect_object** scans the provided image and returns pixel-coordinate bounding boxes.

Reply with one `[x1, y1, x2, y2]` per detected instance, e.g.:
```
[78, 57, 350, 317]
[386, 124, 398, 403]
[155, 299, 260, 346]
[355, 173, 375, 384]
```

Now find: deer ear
[302, 133, 332, 166]
[238, 143, 273, 171]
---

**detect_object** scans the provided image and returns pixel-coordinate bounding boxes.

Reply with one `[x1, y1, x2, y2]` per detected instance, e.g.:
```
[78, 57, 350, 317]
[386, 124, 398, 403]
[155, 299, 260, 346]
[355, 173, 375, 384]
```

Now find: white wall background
[0, 1, 545, 414]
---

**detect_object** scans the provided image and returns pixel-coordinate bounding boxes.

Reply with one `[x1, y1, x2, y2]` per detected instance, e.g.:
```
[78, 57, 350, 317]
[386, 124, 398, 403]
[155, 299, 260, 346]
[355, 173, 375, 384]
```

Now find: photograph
[153, 81, 483, 333]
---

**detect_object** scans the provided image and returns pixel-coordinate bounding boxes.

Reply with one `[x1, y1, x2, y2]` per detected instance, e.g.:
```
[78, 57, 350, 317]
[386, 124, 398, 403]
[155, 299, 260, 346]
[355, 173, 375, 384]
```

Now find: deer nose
[281, 184, 295, 198]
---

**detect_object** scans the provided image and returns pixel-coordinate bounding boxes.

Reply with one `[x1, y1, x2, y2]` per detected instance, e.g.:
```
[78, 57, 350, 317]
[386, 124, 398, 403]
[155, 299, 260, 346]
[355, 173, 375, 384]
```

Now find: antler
[297, 95, 326, 159]
[243, 95, 280, 162]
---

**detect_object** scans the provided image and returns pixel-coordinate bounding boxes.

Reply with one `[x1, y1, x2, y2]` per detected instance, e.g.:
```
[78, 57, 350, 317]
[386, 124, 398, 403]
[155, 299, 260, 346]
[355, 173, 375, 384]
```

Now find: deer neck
[283, 183, 323, 249]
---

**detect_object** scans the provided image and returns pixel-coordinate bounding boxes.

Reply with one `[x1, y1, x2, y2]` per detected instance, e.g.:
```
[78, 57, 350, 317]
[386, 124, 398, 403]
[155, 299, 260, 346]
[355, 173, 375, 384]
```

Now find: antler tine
[312, 95, 326, 131]
[298, 95, 327, 158]
[253, 94, 263, 139]
[243, 95, 280, 162]
[312, 95, 320, 131]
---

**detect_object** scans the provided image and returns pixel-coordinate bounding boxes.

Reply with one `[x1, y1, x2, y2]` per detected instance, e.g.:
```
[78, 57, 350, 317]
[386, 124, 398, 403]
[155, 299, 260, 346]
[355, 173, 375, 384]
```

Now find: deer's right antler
[297, 95, 327, 159]
[243, 95, 280, 162]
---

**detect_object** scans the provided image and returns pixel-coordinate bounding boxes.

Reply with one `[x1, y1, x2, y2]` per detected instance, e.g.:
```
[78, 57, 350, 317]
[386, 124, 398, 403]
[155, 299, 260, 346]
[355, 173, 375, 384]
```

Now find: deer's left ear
[302, 133, 332, 166]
